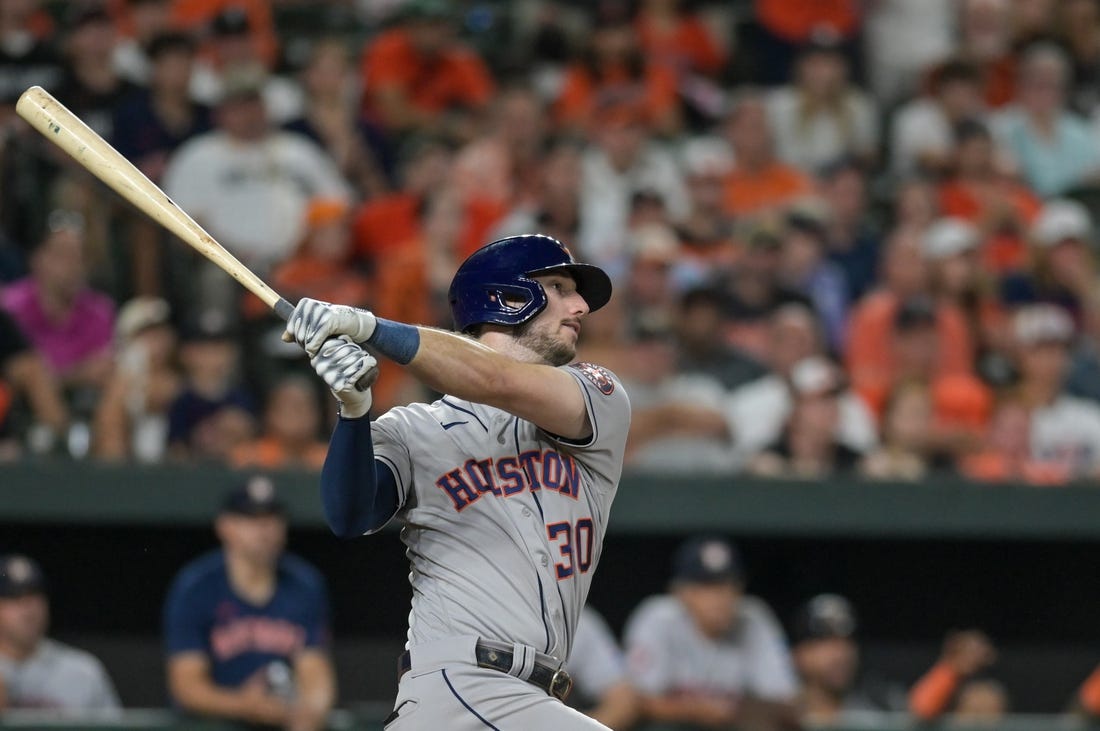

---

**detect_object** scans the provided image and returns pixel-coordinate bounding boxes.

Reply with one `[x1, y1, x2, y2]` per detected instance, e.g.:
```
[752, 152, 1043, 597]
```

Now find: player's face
[676, 581, 741, 639]
[795, 637, 858, 694]
[218, 513, 287, 567]
[518, 274, 591, 366]
[0, 594, 48, 652]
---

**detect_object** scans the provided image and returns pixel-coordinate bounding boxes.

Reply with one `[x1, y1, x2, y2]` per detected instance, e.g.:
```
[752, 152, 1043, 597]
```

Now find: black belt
[397, 641, 574, 701]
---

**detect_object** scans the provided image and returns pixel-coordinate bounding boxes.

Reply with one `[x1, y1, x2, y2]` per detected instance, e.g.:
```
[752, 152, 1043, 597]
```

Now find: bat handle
[273, 297, 295, 322]
[273, 296, 374, 393]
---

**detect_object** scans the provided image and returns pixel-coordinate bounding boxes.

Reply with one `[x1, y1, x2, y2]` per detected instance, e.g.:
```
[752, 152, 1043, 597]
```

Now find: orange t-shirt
[960, 452, 1071, 485]
[170, 0, 277, 67]
[230, 437, 328, 471]
[241, 257, 372, 320]
[353, 194, 424, 261]
[939, 180, 1039, 274]
[722, 163, 813, 218]
[553, 62, 679, 131]
[360, 29, 494, 123]
[635, 15, 726, 76]
[846, 291, 975, 417]
[755, 0, 860, 42]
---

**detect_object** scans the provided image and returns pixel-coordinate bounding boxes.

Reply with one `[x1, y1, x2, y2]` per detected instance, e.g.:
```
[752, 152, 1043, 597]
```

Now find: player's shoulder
[278, 552, 327, 592]
[737, 595, 785, 632]
[626, 594, 685, 634]
[170, 550, 226, 594]
[37, 638, 110, 678]
[563, 362, 628, 399]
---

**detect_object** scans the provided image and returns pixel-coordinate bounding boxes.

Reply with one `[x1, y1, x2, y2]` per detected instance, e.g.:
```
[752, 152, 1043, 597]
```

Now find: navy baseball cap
[221, 475, 286, 517]
[0, 555, 47, 598]
[671, 537, 745, 585]
[792, 594, 857, 644]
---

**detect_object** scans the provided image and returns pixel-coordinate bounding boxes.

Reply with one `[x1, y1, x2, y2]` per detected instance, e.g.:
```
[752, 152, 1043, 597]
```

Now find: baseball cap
[671, 537, 745, 586]
[791, 594, 857, 644]
[115, 296, 171, 342]
[211, 7, 251, 37]
[1013, 304, 1075, 346]
[895, 296, 938, 331]
[923, 218, 979, 260]
[680, 137, 735, 178]
[217, 65, 267, 104]
[180, 308, 239, 344]
[220, 475, 286, 516]
[1033, 200, 1092, 247]
[789, 356, 844, 397]
[0, 555, 47, 598]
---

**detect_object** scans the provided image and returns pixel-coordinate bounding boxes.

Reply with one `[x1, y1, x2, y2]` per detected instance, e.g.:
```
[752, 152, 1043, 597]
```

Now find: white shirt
[162, 130, 351, 272]
[566, 606, 628, 702]
[625, 594, 798, 701]
[767, 87, 879, 172]
[890, 97, 955, 176]
[0, 639, 120, 712]
[1030, 395, 1100, 477]
[863, 0, 955, 103]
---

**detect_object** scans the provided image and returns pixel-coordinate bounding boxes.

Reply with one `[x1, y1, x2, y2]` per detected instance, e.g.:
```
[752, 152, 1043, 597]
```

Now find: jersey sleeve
[567, 608, 627, 698]
[370, 407, 417, 510]
[163, 571, 209, 656]
[85, 657, 122, 711]
[741, 599, 799, 701]
[550, 363, 631, 482]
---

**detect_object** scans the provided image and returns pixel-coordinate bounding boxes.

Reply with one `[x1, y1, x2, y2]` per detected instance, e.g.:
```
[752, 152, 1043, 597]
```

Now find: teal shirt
[996, 110, 1100, 196]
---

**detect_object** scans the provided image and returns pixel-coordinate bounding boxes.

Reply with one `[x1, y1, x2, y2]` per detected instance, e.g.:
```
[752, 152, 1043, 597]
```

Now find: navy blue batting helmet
[449, 235, 613, 333]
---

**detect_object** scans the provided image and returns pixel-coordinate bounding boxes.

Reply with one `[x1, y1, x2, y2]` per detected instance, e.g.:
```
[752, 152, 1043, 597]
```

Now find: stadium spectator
[1001, 200, 1100, 338]
[908, 630, 998, 721]
[0, 554, 120, 711]
[0, 0, 63, 106]
[163, 477, 334, 730]
[634, 0, 726, 81]
[957, 0, 1017, 109]
[168, 0, 276, 70]
[818, 158, 881, 302]
[578, 103, 688, 269]
[1057, 0, 1100, 116]
[721, 92, 814, 219]
[358, 0, 494, 139]
[92, 296, 180, 462]
[166, 312, 255, 462]
[953, 678, 1009, 723]
[790, 594, 907, 724]
[493, 138, 584, 247]
[230, 376, 328, 471]
[187, 7, 297, 123]
[110, 0, 173, 86]
[767, 38, 879, 171]
[55, 4, 136, 141]
[725, 306, 877, 471]
[162, 66, 349, 319]
[1010, 304, 1100, 479]
[624, 536, 799, 730]
[859, 380, 935, 480]
[748, 356, 867, 478]
[0, 308, 68, 459]
[863, 0, 955, 105]
[565, 606, 641, 730]
[286, 38, 388, 198]
[891, 59, 987, 178]
[991, 43, 1100, 197]
[0, 211, 116, 391]
[555, 1, 680, 136]
[674, 136, 739, 272]
[960, 393, 1071, 484]
[777, 212, 849, 352]
[750, 0, 862, 86]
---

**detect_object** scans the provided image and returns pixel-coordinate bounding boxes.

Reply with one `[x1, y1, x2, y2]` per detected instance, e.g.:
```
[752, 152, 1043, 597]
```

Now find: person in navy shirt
[163, 476, 335, 730]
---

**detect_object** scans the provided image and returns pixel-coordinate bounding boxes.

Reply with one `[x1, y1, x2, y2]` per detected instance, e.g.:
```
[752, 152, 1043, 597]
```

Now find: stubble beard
[514, 319, 575, 366]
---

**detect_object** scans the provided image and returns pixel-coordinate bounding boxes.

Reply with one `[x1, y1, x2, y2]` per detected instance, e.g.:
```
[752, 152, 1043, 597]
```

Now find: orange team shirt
[170, 0, 277, 68]
[361, 29, 494, 121]
[553, 63, 679, 131]
[635, 15, 726, 76]
[960, 452, 1071, 485]
[722, 163, 813, 218]
[939, 181, 1040, 273]
[231, 437, 329, 471]
[241, 256, 372, 320]
[353, 194, 424, 261]
[845, 291, 975, 416]
[755, 0, 860, 42]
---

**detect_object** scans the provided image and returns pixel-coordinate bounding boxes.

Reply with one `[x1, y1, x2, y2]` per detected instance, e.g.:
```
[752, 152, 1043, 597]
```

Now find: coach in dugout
[163, 476, 335, 730]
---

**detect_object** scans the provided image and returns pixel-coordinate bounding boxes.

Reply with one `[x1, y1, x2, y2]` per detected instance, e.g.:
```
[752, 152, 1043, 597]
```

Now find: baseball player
[283, 234, 631, 729]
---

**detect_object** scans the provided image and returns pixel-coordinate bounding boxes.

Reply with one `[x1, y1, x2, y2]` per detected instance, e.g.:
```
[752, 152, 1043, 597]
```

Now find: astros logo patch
[571, 362, 615, 395]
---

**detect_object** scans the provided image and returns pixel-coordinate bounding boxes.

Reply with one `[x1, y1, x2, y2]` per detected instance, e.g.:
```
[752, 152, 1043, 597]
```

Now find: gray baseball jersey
[624, 595, 798, 701]
[0, 638, 120, 711]
[566, 606, 628, 704]
[371, 362, 630, 663]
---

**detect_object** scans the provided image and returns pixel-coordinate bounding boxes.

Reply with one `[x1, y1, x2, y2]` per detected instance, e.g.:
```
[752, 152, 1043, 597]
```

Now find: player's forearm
[589, 683, 641, 729]
[404, 327, 530, 405]
[7, 352, 68, 432]
[172, 681, 280, 724]
[320, 417, 399, 538]
[291, 653, 336, 731]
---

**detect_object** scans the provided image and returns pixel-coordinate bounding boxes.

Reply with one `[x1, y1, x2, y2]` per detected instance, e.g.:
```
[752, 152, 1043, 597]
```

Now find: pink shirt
[0, 278, 115, 374]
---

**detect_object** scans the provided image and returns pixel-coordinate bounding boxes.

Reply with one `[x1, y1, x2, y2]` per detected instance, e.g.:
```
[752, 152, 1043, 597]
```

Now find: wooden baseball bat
[15, 85, 295, 321]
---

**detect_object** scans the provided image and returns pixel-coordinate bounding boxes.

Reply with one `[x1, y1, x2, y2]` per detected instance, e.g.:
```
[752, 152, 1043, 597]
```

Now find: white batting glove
[310, 336, 378, 419]
[284, 298, 378, 357]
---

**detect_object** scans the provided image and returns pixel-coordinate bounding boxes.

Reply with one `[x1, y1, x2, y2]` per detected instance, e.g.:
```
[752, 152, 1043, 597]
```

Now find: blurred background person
[908, 630, 999, 722]
[565, 605, 641, 730]
[858, 380, 936, 480]
[0, 307, 68, 459]
[0, 554, 119, 712]
[625, 536, 799, 730]
[230, 376, 328, 472]
[163, 477, 334, 730]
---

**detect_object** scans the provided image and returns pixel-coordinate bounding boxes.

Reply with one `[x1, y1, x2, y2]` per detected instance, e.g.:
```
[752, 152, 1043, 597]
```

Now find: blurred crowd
[3, 0, 1100, 485]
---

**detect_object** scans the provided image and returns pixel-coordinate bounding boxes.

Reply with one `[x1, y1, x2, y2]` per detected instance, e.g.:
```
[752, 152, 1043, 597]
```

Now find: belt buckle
[548, 668, 573, 701]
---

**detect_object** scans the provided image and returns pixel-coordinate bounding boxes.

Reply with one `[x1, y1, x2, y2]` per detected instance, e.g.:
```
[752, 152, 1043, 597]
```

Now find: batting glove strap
[310, 336, 377, 419]
[288, 298, 378, 357]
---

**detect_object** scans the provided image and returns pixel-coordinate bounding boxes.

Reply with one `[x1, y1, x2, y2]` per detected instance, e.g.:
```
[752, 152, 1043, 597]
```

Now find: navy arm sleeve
[320, 416, 400, 538]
